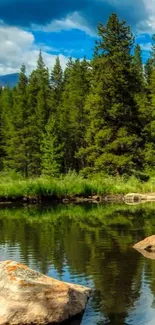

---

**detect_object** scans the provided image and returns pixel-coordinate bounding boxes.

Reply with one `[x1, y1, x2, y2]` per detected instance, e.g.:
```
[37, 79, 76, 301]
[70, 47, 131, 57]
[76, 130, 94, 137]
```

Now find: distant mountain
[0, 73, 19, 87]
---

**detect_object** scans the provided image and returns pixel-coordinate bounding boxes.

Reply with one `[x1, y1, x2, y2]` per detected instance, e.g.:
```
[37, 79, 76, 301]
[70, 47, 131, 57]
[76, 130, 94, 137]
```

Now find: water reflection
[1, 203, 155, 324]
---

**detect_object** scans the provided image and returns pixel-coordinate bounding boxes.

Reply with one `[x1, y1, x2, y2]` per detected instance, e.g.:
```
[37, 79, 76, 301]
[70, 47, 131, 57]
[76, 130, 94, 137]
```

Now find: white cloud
[30, 2, 155, 38]
[0, 25, 69, 75]
[33, 11, 96, 37]
[140, 0, 155, 33]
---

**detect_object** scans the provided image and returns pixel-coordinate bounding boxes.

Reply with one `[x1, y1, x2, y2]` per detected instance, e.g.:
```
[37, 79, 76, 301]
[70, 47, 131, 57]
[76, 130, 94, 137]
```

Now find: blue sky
[0, 0, 154, 74]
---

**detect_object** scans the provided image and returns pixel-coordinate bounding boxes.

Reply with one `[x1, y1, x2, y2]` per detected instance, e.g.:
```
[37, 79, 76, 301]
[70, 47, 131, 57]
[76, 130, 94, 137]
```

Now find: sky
[0, 0, 155, 75]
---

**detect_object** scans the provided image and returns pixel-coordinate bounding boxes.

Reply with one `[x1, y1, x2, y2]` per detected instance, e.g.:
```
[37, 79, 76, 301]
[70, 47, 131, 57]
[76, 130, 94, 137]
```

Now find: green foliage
[142, 34, 155, 170]
[25, 51, 51, 176]
[59, 58, 90, 172]
[0, 87, 4, 170]
[1, 172, 155, 199]
[5, 65, 29, 176]
[50, 56, 63, 112]
[132, 44, 143, 82]
[41, 116, 64, 176]
[145, 58, 153, 84]
[0, 13, 153, 179]
[78, 14, 142, 175]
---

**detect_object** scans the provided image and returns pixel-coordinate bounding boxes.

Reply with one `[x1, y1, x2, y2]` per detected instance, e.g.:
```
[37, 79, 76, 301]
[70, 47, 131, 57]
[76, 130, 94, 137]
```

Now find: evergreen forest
[1, 13, 155, 180]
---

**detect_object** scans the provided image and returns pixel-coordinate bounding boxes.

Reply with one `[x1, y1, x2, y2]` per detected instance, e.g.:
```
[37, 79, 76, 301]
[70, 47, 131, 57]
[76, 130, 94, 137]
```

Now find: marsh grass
[0, 171, 155, 199]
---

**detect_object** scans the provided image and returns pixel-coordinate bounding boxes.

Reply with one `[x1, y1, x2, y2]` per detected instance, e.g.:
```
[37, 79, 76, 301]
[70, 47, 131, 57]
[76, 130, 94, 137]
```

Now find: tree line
[0, 13, 155, 178]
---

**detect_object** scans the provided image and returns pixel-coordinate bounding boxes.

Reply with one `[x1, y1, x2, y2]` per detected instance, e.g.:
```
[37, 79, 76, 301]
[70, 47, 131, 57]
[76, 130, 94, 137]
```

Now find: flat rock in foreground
[0, 260, 91, 325]
[133, 235, 155, 256]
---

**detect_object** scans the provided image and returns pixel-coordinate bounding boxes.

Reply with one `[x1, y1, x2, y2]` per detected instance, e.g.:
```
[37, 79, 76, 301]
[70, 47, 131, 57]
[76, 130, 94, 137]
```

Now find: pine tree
[59, 58, 90, 172]
[7, 64, 29, 176]
[50, 57, 63, 112]
[36, 50, 50, 126]
[2, 65, 29, 176]
[40, 56, 65, 176]
[41, 116, 63, 176]
[26, 51, 50, 176]
[79, 13, 142, 176]
[132, 45, 144, 83]
[145, 35, 155, 87]
[0, 87, 4, 170]
[0, 15, 154, 178]
[145, 58, 153, 85]
[1, 86, 14, 171]
[63, 57, 74, 83]
[143, 35, 155, 170]
[132, 44, 149, 130]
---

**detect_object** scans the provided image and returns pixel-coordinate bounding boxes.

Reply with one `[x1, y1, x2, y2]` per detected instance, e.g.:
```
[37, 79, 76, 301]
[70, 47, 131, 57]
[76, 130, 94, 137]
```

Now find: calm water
[1, 203, 155, 325]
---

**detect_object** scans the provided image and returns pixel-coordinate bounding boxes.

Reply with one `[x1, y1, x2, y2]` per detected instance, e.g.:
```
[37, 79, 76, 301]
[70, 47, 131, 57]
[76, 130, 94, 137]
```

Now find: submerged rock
[133, 235, 155, 259]
[0, 260, 91, 325]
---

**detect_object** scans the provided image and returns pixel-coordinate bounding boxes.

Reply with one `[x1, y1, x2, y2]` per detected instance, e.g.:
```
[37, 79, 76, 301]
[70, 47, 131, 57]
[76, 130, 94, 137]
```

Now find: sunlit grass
[0, 171, 155, 199]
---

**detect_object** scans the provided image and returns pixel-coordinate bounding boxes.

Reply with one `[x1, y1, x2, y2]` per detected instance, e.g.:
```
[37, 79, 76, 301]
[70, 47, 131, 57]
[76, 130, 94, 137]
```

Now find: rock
[91, 196, 100, 202]
[124, 193, 143, 203]
[133, 235, 155, 253]
[125, 193, 155, 203]
[134, 248, 155, 260]
[105, 194, 123, 202]
[0, 260, 91, 325]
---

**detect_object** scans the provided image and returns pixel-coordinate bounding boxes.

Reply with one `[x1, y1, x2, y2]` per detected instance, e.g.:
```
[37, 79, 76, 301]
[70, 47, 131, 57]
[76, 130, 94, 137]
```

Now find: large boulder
[0, 260, 91, 325]
[133, 235, 155, 252]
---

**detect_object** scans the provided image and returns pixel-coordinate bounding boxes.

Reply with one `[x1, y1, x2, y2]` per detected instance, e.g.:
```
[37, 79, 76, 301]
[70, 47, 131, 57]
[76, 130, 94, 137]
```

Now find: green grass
[0, 171, 155, 199]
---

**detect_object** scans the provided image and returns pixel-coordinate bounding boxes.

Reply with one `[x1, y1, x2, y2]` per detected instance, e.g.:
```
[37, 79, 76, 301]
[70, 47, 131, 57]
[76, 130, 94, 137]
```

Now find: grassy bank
[0, 172, 155, 201]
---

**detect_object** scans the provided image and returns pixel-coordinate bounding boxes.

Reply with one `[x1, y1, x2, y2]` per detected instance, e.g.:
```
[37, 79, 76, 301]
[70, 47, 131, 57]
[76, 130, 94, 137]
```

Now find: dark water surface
[1, 203, 155, 325]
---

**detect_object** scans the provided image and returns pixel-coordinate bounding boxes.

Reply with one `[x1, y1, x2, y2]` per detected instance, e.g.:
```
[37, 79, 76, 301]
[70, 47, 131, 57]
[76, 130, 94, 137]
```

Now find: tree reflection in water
[0, 203, 155, 325]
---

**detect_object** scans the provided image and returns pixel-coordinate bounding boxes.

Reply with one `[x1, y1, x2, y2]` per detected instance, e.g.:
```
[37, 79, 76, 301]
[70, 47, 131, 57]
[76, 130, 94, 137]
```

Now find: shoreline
[1, 174, 155, 205]
[0, 194, 124, 204]
[0, 193, 155, 205]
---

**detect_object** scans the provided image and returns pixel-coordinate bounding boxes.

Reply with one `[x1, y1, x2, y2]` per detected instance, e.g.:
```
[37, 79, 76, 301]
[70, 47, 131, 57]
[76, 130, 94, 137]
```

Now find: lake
[1, 203, 155, 325]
